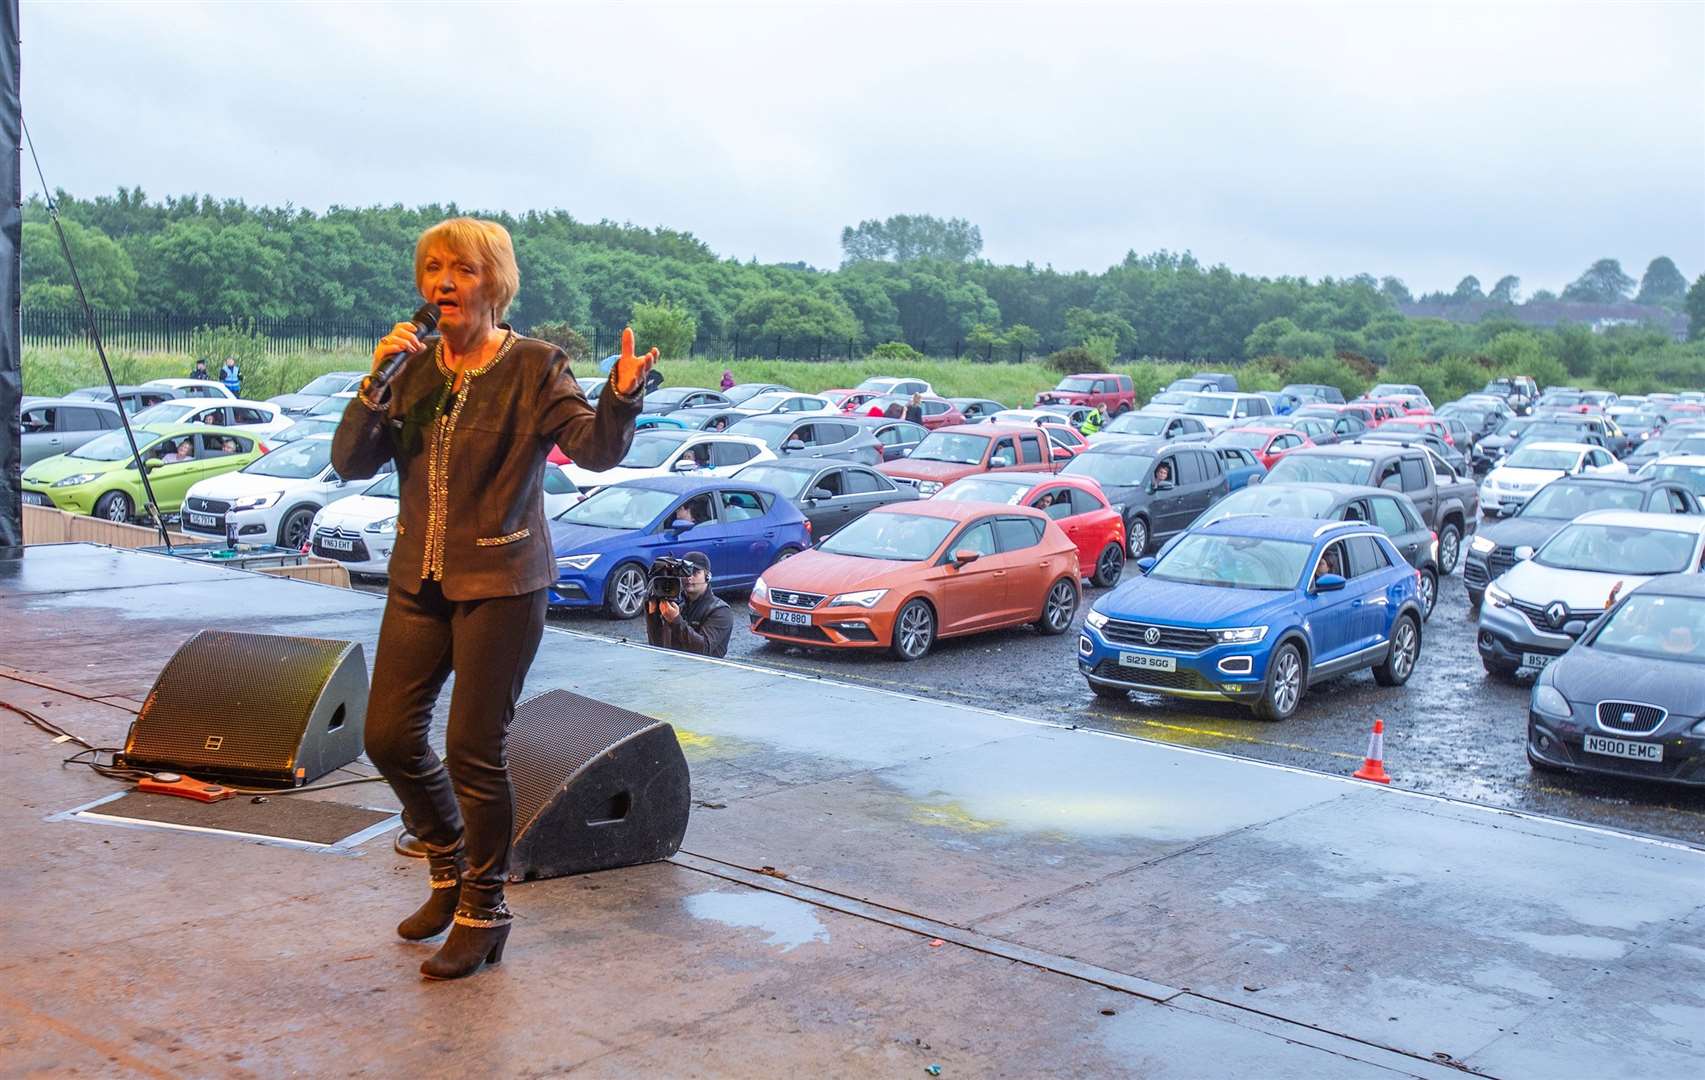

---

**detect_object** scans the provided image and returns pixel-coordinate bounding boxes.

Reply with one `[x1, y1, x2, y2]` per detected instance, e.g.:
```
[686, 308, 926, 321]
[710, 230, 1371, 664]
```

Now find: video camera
[648, 556, 697, 602]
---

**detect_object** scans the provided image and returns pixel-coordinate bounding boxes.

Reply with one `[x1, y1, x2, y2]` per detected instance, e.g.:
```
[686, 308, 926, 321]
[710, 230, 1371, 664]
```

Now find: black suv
[1059, 440, 1230, 555]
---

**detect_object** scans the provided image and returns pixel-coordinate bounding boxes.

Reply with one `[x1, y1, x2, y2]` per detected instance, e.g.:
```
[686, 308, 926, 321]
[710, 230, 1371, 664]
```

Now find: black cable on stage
[19, 119, 173, 548]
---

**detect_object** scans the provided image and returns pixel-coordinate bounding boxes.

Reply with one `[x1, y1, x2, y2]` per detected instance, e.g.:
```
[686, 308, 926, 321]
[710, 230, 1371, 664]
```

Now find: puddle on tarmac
[684, 889, 828, 952]
[1471, 961, 1559, 999]
[1503, 931, 1628, 961]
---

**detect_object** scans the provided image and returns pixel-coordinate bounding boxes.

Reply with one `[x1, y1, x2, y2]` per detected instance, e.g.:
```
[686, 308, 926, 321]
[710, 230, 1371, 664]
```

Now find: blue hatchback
[1079, 516, 1424, 719]
[548, 476, 811, 618]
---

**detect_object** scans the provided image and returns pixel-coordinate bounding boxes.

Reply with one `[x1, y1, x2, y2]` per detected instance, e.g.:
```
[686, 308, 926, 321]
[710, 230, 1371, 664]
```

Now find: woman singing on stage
[333, 218, 655, 980]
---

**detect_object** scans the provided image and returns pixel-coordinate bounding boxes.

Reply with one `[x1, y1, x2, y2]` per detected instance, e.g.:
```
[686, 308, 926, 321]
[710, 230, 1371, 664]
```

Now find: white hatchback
[143, 378, 236, 400]
[1481, 441, 1626, 516]
[130, 397, 292, 440]
[180, 434, 374, 549]
[562, 431, 775, 494]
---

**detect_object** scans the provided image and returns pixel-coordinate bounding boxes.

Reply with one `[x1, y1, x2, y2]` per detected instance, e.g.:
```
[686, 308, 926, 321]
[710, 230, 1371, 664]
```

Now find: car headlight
[1212, 626, 1268, 644]
[555, 553, 600, 571]
[752, 576, 769, 601]
[50, 473, 100, 488]
[1531, 684, 1572, 718]
[1470, 536, 1496, 555]
[917, 481, 943, 496]
[232, 491, 283, 511]
[1486, 584, 1511, 609]
[364, 515, 397, 534]
[829, 588, 888, 608]
[1085, 609, 1108, 630]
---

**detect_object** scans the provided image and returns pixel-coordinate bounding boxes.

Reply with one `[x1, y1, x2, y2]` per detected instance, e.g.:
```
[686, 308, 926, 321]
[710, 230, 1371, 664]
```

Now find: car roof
[1216, 425, 1287, 437]
[24, 397, 120, 410]
[1294, 442, 1405, 459]
[622, 475, 756, 495]
[1188, 391, 1261, 400]
[952, 472, 1104, 494]
[1062, 371, 1122, 378]
[1629, 573, 1705, 600]
[648, 385, 717, 395]
[1225, 481, 1392, 501]
[1515, 441, 1597, 454]
[1085, 439, 1170, 455]
[934, 423, 1035, 436]
[1196, 514, 1379, 543]
[152, 395, 274, 408]
[1572, 509, 1705, 532]
[1654, 454, 1705, 466]
[869, 498, 1046, 522]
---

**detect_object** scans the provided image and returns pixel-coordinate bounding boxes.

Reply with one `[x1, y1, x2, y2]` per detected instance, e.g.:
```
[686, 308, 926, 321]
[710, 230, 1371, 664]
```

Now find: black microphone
[370, 303, 441, 390]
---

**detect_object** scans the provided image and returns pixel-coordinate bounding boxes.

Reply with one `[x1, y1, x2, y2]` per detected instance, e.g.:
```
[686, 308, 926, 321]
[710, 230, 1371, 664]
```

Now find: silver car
[20, 398, 122, 467]
[1478, 509, 1705, 677]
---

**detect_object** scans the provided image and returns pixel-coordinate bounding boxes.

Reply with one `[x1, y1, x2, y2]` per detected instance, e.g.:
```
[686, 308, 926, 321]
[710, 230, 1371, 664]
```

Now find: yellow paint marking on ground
[1118, 717, 1362, 761]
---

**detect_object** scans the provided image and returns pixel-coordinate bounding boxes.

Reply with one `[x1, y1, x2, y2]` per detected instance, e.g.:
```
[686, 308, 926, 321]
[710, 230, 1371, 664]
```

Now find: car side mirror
[950, 548, 980, 567]
[1313, 573, 1347, 592]
[1154, 479, 1174, 491]
[807, 487, 833, 501]
[143, 458, 163, 471]
[1136, 556, 1157, 574]
[783, 439, 807, 452]
[1514, 545, 1535, 561]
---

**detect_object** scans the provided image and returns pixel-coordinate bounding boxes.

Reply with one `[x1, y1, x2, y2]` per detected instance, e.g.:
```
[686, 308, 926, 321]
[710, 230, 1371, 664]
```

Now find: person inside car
[220, 437, 239, 454]
[1153, 461, 1173, 488]
[1313, 544, 1344, 587]
[645, 550, 732, 658]
[671, 503, 698, 529]
[160, 439, 194, 464]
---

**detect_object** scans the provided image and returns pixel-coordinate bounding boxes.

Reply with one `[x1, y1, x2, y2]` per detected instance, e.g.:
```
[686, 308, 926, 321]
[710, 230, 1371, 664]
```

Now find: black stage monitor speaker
[123, 631, 368, 786]
[508, 689, 691, 882]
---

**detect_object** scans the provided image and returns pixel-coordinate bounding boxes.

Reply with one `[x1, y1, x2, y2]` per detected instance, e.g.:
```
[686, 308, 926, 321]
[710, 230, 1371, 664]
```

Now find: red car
[934, 472, 1127, 586]
[1380, 415, 1455, 446]
[1306, 402, 1392, 429]
[1040, 422, 1089, 460]
[1362, 395, 1431, 417]
[1209, 426, 1315, 469]
[863, 394, 967, 430]
[1034, 373, 1136, 416]
[827, 389, 882, 413]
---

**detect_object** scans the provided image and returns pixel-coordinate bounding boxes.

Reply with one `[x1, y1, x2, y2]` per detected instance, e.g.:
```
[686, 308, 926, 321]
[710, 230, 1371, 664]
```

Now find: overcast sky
[21, 1, 1705, 296]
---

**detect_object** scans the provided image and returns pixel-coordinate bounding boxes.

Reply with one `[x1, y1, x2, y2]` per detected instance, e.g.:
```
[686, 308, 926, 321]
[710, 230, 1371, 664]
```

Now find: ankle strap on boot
[452, 902, 512, 929]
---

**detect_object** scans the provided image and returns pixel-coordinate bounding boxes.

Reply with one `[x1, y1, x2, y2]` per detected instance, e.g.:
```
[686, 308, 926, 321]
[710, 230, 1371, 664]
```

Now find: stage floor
[2, 543, 1702, 1078]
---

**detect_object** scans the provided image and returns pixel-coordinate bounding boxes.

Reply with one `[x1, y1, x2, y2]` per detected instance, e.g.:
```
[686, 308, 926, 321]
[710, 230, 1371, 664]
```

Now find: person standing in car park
[905, 392, 924, 423]
[219, 355, 242, 395]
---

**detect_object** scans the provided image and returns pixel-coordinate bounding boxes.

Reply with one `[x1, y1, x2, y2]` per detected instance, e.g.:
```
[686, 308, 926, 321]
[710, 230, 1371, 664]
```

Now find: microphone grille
[412, 303, 442, 333]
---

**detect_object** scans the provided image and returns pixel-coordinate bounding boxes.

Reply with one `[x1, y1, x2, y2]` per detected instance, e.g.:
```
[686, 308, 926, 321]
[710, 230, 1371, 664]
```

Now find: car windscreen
[1147, 392, 1187, 406]
[274, 418, 338, 443]
[1062, 452, 1150, 487]
[1535, 523, 1698, 575]
[1519, 482, 1643, 519]
[732, 466, 811, 498]
[619, 432, 693, 468]
[130, 403, 196, 426]
[557, 485, 676, 528]
[1589, 594, 1705, 662]
[1102, 413, 1167, 436]
[1264, 456, 1371, 485]
[1199, 485, 1337, 527]
[1056, 377, 1096, 393]
[1539, 392, 1585, 406]
[1504, 448, 1579, 471]
[1649, 463, 1705, 496]
[937, 477, 1030, 504]
[725, 384, 777, 404]
[741, 392, 795, 411]
[307, 396, 351, 415]
[364, 472, 400, 498]
[1151, 533, 1314, 590]
[819, 511, 955, 561]
[1371, 385, 1418, 398]
[1212, 430, 1269, 449]
[300, 374, 353, 396]
[70, 429, 167, 461]
[1183, 395, 1236, 418]
[909, 432, 989, 465]
[244, 439, 328, 478]
[727, 417, 793, 448]
[644, 389, 694, 407]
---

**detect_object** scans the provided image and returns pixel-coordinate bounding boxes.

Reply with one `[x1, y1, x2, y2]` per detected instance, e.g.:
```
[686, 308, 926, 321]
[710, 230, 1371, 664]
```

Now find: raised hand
[612, 326, 659, 397]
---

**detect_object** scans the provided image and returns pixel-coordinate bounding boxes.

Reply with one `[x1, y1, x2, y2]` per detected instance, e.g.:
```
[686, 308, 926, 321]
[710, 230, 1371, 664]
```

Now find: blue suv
[547, 476, 811, 618]
[1078, 517, 1424, 719]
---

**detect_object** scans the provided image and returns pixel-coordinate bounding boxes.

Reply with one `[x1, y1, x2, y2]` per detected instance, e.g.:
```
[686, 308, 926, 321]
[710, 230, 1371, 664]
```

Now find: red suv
[1035, 373, 1135, 416]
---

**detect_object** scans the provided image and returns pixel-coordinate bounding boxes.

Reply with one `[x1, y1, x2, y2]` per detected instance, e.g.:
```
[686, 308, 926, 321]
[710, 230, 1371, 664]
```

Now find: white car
[562, 431, 775, 494]
[1638, 453, 1705, 497]
[1480, 441, 1626, 516]
[727, 391, 837, 417]
[144, 378, 235, 400]
[856, 376, 934, 398]
[129, 397, 292, 440]
[308, 465, 581, 577]
[308, 391, 359, 417]
[1180, 392, 1274, 432]
[180, 434, 376, 549]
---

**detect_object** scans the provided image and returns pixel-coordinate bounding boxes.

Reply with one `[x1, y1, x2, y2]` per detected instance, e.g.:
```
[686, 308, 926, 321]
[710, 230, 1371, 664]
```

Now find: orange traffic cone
[1353, 719, 1391, 784]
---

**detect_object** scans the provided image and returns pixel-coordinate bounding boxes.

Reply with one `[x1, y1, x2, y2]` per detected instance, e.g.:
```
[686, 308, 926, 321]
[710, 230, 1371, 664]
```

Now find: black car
[1463, 475, 1701, 607]
[851, 416, 929, 461]
[731, 459, 916, 537]
[642, 387, 732, 413]
[1527, 573, 1705, 786]
[948, 398, 1006, 423]
[1059, 440, 1230, 555]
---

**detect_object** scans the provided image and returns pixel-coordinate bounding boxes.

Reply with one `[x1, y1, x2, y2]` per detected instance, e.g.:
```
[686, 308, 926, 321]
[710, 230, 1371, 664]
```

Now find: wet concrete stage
[3, 544, 1703, 1077]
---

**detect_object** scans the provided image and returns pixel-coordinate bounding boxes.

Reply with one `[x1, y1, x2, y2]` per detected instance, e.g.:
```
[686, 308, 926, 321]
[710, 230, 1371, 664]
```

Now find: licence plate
[1119, 651, 1176, 672]
[1520, 652, 1554, 670]
[771, 609, 812, 627]
[1584, 734, 1663, 763]
[21, 491, 47, 506]
[187, 512, 219, 528]
[322, 537, 354, 552]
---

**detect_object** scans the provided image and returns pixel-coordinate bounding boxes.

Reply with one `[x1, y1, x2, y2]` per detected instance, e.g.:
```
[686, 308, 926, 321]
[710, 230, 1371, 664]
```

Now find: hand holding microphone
[368, 303, 442, 390]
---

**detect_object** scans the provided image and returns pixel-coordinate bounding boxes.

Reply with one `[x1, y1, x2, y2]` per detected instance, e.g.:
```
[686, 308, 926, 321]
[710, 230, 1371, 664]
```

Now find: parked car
[270, 416, 341, 445]
[1257, 390, 1302, 415]
[1032, 403, 1100, 431]
[749, 500, 1080, 660]
[20, 398, 122, 467]
[725, 415, 883, 468]
[936, 472, 1128, 586]
[731, 390, 836, 417]
[1078, 517, 1424, 719]
[826, 389, 883, 414]
[1472, 416, 1610, 473]
[1166, 372, 1239, 393]
[1628, 422, 1705, 469]
[1379, 415, 1457, 448]
[306, 391, 359, 417]
[877, 423, 1058, 496]
[947, 397, 1007, 423]
[62, 383, 180, 415]
[309, 465, 580, 577]
[1040, 422, 1090, 460]
[642, 387, 732, 413]
[1264, 443, 1478, 574]
[143, 377, 236, 400]
[1358, 429, 1469, 476]
[548, 476, 811, 617]
[1464, 474, 1700, 608]
[1480, 442, 1627, 517]
[21, 424, 266, 522]
[1483, 376, 1538, 415]
[635, 414, 693, 432]
[663, 406, 752, 433]
[1092, 411, 1210, 444]
[850, 417, 929, 461]
[1478, 510, 1705, 677]
[856, 376, 934, 398]
[130, 396, 292, 439]
[1060, 441, 1231, 556]
[1209, 426, 1314, 469]
[1213, 445, 1267, 490]
[1366, 384, 1432, 409]
[859, 393, 966, 430]
[1140, 390, 1193, 415]
[1034, 373, 1136, 415]
[562, 430, 775, 493]
[268, 371, 368, 417]
[1182, 481, 1443, 619]
[1280, 383, 1346, 405]
[1299, 402, 1385, 433]
[731, 458, 917, 537]
[723, 382, 793, 406]
[1181, 392, 1274, 433]
[1265, 414, 1342, 446]
[1641, 454, 1705, 497]
[1526, 574, 1705, 786]
[181, 434, 372, 549]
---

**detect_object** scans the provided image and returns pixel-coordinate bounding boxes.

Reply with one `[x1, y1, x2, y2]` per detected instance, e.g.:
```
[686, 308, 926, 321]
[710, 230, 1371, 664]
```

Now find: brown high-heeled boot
[420, 900, 512, 981]
[396, 851, 464, 941]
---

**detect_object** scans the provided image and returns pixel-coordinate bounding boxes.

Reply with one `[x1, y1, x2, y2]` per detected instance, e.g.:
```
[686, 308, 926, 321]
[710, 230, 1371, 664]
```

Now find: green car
[22, 423, 268, 522]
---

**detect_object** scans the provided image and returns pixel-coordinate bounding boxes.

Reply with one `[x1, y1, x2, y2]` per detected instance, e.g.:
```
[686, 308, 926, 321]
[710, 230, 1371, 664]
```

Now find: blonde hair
[414, 217, 520, 322]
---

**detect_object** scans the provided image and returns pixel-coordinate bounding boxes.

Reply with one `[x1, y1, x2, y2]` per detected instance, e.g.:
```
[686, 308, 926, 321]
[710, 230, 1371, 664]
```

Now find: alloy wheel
[1045, 580, 1076, 631]
[1271, 649, 1301, 715]
[1392, 618, 1417, 680]
[1419, 572, 1436, 619]
[281, 509, 314, 550]
[612, 566, 647, 618]
[895, 602, 934, 659]
[1127, 517, 1148, 556]
[1439, 526, 1461, 575]
[1096, 543, 1125, 586]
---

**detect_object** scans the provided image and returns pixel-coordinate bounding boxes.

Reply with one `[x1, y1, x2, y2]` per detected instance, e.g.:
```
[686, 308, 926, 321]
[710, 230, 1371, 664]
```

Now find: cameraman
[645, 551, 733, 658]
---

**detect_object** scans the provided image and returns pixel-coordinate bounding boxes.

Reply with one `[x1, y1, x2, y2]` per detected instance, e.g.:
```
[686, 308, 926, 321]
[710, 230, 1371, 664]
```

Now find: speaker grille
[129, 630, 352, 776]
[510, 690, 663, 826]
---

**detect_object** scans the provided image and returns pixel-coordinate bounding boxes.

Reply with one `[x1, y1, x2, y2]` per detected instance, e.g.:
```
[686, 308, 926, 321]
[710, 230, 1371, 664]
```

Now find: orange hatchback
[749, 500, 1081, 660]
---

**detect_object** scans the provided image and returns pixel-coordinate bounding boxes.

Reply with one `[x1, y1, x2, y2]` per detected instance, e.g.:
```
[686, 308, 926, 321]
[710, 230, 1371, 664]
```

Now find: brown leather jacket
[331, 330, 640, 600]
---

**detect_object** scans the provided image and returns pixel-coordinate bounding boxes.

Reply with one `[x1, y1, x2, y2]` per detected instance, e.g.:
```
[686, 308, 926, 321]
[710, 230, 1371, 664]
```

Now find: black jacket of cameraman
[645, 588, 733, 658]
